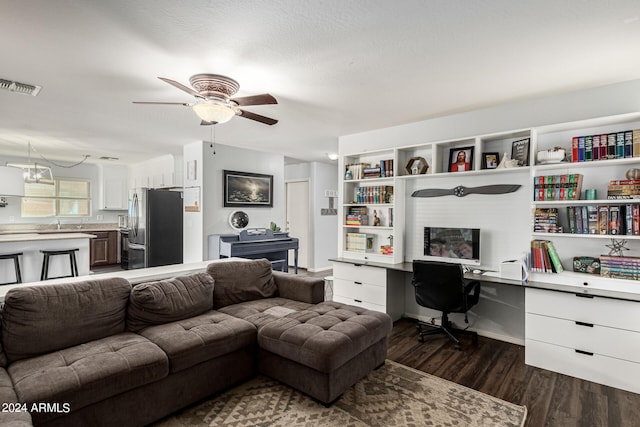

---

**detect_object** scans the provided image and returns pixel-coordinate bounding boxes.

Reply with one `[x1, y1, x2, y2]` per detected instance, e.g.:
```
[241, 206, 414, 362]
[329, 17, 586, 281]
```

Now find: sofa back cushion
[0, 312, 6, 368]
[127, 272, 215, 332]
[207, 259, 278, 309]
[2, 277, 131, 363]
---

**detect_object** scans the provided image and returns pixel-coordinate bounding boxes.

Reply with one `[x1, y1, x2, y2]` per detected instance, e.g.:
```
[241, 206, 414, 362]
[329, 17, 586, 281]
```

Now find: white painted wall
[184, 141, 285, 261]
[285, 161, 338, 272]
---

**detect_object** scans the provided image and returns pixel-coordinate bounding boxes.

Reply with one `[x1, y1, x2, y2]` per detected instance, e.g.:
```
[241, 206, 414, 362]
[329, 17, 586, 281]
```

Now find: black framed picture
[448, 146, 474, 172]
[223, 170, 273, 208]
[482, 152, 500, 169]
[511, 138, 530, 166]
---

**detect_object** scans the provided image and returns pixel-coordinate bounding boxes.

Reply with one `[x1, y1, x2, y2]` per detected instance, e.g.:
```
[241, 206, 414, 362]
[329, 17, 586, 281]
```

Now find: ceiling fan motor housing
[189, 74, 239, 99]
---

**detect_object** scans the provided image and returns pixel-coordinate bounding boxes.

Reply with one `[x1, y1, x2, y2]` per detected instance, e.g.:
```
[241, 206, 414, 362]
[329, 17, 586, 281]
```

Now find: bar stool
[0, 252, 22, 285]
[41, 249, 79, 280]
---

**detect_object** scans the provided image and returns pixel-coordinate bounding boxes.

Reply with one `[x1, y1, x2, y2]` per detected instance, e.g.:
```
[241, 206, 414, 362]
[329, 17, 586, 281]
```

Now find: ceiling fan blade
[158, 77, 204, 99]
[466, 184, 522, 195]
[238, 109, 278, 125]
[132, 101, 192, 106]
[411, 189, 453, 197]
[231, 93, 277, 106]
[200, 120, 218, 126]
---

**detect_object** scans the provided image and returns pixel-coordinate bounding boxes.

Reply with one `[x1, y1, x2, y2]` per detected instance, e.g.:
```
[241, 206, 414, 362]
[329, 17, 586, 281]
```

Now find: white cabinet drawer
[333, 278, 386, 306]
[332, 263, 386, 286]
[526, 313, 640, 363]
[525, 288, 640, 332]
[525, 339, 640, 395]
[333, 294, 386, 313]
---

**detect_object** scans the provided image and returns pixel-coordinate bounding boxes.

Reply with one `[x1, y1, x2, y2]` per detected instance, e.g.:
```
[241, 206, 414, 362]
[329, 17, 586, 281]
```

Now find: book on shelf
[600, 255, 640, 280]
[530, 239, 563, 273]
[570, 129, 639, 162]
[353, 185, 393, 204]
[533, 174, 583, 201]
[533, 208, 562, 233]
[345, 233, 370, 253]
[347, 159, 394, 179]
[565, 204, 639, 235]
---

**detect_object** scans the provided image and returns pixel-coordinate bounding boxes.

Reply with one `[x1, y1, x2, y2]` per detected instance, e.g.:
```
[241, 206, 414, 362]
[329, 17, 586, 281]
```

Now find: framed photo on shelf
[511, 138, 530, 166]
[223, 170, 274, 208]
[481, 152, 500, 169]
[448, 146, 474, 172]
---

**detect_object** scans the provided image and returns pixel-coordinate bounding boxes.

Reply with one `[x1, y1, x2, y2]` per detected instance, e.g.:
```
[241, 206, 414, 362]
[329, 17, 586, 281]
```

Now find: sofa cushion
[218, 297, 313, 329]
[257, 301, 393, 373]
[207, 259, 278, 309]
[0, 368, 32, 426]
[137, 311, 257, 373]
[8, 332, 168, 416]
[127, 272, 215, 332]
[2, 277, 131, 363]
[0, 311, 7, 368]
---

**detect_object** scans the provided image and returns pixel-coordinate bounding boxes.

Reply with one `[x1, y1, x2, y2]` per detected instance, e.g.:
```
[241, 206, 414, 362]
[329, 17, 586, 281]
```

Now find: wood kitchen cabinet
[90, 231, 118, 266]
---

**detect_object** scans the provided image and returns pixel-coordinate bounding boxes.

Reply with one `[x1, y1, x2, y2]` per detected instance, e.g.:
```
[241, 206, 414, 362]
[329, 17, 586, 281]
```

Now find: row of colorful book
[566, 204, 640, 235]
[345, 206, 368, 226]
[352, 185, 393, 204]
[345, 159, 394, 180]
[607, 179, 640, 199]
[533, 208, 562, 233]
[530, 239, 564, 273]
[571, 129, 640, 162]
[600, 255, 640, 281]
[345, 233, 371, 253]
[533, 174, 583, 201]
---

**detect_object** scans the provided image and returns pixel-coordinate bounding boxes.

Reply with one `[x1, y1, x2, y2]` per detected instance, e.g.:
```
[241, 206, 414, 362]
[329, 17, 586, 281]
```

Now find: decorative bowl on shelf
[536, 149, 566, 164]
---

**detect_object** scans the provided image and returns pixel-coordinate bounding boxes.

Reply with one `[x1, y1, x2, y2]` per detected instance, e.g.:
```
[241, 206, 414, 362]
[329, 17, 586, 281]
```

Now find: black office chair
[412, 260, 481, 350]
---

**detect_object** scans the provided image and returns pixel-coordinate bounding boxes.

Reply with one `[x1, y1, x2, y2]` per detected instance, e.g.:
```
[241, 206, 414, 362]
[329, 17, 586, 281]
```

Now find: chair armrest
[272, 271, 325, 304]
[464, 279, 481, 306]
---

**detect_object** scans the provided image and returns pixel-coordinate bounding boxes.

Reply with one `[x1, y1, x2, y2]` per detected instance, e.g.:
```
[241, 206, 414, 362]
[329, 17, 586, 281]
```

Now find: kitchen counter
[0, 233, 95, 284]
[0, 232, 97, 242]
[0, 223, 120, 235]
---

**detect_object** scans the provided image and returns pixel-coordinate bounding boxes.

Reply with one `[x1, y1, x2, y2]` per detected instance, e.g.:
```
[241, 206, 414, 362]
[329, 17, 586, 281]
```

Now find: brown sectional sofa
[0, 258, 393, 426]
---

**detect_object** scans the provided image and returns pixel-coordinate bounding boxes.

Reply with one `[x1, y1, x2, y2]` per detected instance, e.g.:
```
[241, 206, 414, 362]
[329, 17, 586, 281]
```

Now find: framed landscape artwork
[223, 170, 273, 208]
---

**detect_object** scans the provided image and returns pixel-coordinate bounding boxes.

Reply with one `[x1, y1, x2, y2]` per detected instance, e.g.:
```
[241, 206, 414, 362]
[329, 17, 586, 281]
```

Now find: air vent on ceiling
[0, 78, 42, 96]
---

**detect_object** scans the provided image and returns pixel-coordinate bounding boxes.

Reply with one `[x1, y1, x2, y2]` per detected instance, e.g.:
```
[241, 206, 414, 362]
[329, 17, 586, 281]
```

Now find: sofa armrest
[272, 271, 324, 304]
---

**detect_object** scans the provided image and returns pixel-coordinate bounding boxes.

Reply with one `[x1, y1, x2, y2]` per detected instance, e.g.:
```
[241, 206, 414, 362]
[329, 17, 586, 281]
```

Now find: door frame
[285, 179, 311, 270]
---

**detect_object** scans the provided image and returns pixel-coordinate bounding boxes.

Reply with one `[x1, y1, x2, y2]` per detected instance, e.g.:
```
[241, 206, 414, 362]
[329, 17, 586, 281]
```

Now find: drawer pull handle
[575, 293, 594, 299]
[575, 321, 594, 328]
[354, 299, 362, 303]
[575, 349, 594, 356]
[353, 264, 363, 267]
[354, 281, 363, 285]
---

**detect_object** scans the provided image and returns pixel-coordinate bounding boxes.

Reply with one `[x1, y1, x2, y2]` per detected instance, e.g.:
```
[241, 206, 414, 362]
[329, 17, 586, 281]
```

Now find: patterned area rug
[153, 360, 527, 427]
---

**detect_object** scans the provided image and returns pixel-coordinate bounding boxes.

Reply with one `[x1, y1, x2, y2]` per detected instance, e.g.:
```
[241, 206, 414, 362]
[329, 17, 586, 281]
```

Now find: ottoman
[257, 301, 393, 404]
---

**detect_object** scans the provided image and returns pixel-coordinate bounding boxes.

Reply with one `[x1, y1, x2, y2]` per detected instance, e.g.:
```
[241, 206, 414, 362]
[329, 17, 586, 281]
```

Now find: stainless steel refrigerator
[128, 188, 183, 269]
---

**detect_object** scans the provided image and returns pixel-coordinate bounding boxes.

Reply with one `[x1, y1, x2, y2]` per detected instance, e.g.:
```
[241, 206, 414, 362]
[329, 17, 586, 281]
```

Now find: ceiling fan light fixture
[192, 102, 235, 124]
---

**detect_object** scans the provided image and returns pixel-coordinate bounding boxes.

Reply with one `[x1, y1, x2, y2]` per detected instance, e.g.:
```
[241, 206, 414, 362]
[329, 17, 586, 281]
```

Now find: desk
[330, 257, 640, 395]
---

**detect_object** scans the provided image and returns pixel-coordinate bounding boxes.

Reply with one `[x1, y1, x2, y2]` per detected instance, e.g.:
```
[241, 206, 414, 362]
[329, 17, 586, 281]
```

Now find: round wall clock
[229, 210, 249, 230]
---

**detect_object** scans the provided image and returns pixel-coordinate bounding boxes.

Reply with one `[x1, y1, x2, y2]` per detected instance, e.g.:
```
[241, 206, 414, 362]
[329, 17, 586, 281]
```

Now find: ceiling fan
[133, 74, 278, 126]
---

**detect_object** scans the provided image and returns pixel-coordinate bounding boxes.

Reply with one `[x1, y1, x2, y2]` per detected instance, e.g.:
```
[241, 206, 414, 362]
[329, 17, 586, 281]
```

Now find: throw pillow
[207, 258, 277, 308]
[127, 272, 214, 332]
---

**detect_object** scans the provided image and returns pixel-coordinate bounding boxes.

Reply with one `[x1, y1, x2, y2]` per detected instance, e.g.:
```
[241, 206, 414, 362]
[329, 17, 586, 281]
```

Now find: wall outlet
[96, 215, 104, 221]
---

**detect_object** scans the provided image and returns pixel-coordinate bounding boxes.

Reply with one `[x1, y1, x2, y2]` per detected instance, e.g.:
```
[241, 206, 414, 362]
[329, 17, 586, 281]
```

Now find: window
[22, 178, 91, 217]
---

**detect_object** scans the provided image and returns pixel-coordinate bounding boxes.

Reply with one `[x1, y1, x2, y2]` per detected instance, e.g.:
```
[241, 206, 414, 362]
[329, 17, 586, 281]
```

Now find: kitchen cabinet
[90, 231, 118, 266]
[99, 165, 128, 210]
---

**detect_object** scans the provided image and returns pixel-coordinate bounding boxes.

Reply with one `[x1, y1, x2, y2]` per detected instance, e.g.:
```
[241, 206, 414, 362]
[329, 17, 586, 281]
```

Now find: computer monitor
[423, 227, 480, 266]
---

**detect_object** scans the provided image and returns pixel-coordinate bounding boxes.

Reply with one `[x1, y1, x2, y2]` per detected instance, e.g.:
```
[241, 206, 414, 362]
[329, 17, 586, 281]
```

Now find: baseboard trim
[403, 313, 525, 346]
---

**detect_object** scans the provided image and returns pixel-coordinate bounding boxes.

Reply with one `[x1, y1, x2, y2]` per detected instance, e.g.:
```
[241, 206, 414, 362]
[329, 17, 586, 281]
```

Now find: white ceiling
[1, 0, 640, 165]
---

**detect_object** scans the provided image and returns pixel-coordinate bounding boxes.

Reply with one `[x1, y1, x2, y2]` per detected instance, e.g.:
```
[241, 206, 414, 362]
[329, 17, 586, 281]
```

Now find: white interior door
[286, 180, 309, 270]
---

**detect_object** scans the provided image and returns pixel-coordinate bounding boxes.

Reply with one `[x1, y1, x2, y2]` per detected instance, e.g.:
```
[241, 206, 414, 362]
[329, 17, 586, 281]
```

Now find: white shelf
[533, 157, 640, 172]
[395, 166, 530, 180]
[531, 232, 640, 240]
[343, 225, 393, 231]
[533, 199, 640, 206]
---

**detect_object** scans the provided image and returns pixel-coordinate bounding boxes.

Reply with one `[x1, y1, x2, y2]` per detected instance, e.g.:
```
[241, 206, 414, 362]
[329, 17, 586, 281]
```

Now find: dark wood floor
[388, 318, 640, 427]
